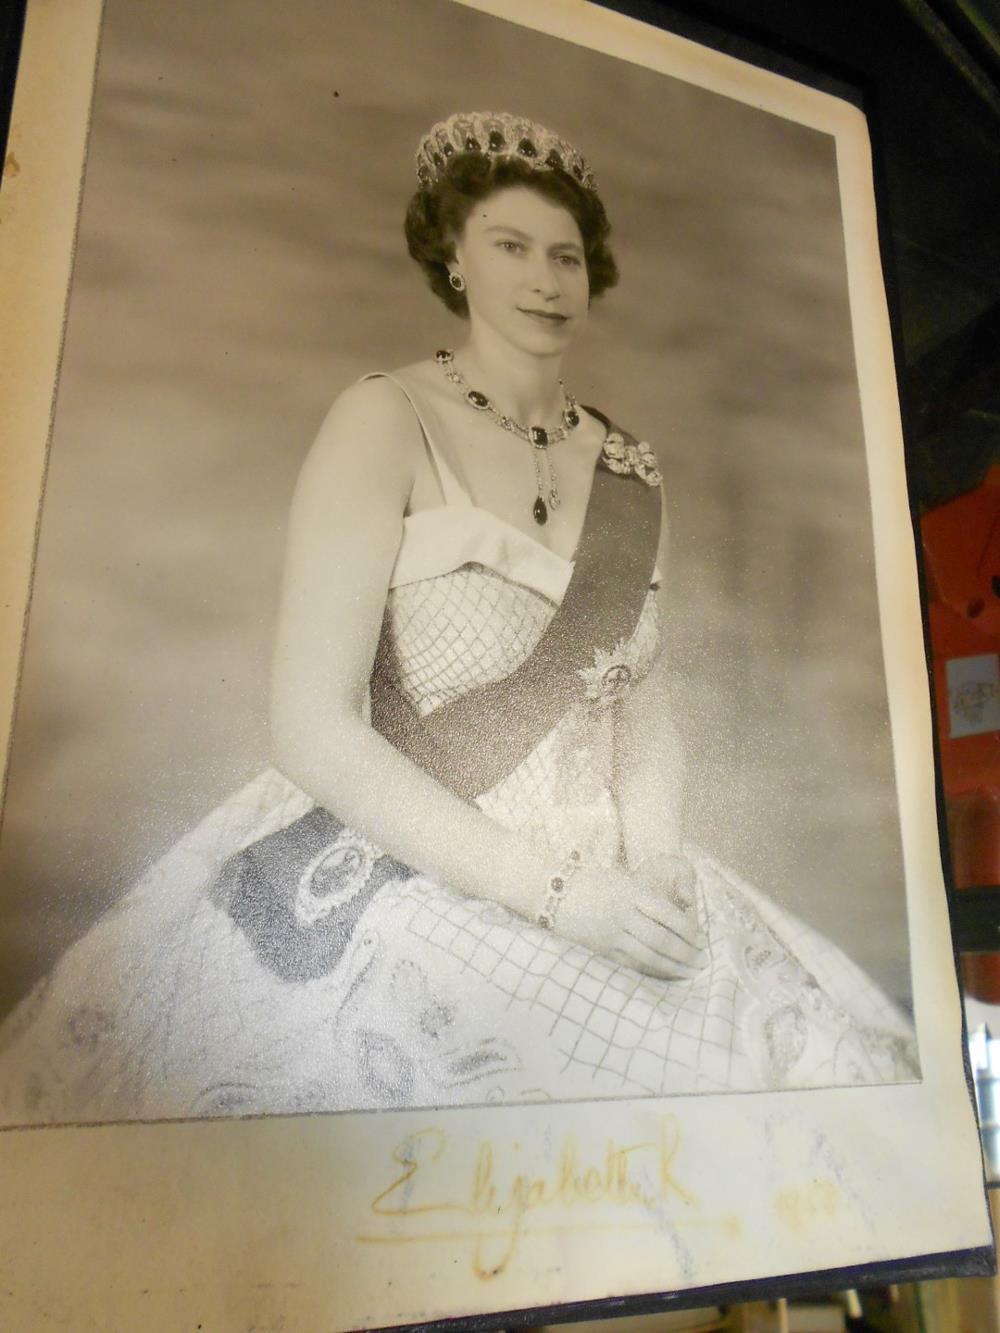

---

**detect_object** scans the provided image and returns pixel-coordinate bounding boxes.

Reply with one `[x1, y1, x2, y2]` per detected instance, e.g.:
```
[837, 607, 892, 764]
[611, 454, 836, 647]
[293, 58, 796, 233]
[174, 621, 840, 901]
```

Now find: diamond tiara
[415, 112, 597, 193]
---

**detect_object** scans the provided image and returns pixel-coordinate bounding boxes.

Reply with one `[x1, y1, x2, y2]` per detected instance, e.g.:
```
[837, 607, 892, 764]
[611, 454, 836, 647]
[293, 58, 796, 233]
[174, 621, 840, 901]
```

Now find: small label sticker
[946, 653, 1000, 738]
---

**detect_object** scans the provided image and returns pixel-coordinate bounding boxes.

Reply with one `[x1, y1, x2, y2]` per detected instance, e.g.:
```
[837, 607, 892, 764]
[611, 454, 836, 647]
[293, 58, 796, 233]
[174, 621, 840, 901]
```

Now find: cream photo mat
[0, 0, 990, 1328]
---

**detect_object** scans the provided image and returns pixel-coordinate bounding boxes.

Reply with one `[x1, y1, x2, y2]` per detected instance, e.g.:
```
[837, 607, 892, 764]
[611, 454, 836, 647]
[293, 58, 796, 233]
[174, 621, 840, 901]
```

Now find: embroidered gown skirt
[0, 562, 917, 1126]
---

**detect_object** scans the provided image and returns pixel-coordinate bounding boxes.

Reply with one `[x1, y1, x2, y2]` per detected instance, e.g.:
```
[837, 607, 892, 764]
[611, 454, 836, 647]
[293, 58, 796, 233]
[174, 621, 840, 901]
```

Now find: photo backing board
[0, 0, 992, 1327]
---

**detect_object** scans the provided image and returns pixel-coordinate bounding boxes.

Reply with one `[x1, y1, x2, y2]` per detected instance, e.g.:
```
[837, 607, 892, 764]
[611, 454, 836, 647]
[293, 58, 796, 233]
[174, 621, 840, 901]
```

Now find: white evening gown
[0, 368, 918, 1126]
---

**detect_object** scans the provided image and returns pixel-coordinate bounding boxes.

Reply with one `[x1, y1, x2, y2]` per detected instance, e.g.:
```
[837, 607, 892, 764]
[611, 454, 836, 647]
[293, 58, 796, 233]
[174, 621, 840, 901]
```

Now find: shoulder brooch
[601, 432, 662, 486]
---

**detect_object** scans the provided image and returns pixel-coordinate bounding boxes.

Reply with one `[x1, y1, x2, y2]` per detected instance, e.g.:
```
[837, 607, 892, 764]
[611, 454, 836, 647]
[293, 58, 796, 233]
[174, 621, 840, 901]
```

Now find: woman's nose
[530, 262, 561, 299]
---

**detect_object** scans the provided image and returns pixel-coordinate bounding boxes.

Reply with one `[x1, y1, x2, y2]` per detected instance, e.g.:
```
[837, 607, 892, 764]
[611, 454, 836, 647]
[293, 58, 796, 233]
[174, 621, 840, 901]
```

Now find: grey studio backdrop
[0, 0, 911, 1018]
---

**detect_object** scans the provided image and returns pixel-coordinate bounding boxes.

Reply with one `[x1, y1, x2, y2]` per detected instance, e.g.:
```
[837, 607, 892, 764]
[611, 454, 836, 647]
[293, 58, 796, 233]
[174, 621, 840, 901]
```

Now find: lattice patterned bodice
[381, 563, 660, 865]
[385, 564, 557, 715]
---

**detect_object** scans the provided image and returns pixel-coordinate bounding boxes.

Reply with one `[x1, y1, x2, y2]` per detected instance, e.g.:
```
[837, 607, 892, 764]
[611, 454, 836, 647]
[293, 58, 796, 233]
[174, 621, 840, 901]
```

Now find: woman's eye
[556, 253, 582, 267]
[498, 240, 523, 252]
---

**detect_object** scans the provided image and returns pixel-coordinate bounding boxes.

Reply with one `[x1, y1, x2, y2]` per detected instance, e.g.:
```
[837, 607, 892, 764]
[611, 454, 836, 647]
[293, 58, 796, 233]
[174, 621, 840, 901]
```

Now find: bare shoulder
[316, 374, 422, 454]
[301, 371, 427, 502]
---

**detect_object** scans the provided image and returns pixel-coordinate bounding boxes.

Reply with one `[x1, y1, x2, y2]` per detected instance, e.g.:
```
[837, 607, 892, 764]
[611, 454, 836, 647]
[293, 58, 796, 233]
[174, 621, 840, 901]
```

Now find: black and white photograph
[2, 0, 995, 1324]
[0, 0, 921, 1127]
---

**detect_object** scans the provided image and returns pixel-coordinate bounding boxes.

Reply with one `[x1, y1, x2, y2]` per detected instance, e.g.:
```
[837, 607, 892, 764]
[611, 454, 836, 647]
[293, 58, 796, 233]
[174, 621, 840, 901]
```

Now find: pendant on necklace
[530, 427, 550, 524]
[435, 349, 577, 528]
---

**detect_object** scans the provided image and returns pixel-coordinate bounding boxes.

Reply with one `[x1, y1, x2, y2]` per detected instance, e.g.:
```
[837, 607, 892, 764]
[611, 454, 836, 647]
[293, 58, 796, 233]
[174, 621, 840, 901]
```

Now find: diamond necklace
[434, 348, 581, 526]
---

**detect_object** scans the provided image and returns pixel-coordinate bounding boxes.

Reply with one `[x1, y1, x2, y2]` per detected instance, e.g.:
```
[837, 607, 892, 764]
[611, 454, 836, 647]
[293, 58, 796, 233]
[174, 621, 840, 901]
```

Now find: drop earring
[448, 272, 466, 292]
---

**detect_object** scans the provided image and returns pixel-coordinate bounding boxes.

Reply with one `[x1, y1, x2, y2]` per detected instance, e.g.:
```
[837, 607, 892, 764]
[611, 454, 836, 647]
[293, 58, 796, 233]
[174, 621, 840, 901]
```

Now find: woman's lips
[519, 308, 569, 325]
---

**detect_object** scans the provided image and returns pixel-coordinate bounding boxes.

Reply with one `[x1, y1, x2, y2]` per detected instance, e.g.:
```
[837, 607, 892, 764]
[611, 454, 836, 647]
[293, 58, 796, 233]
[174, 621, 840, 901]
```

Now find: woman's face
[451, 185, 590, 358]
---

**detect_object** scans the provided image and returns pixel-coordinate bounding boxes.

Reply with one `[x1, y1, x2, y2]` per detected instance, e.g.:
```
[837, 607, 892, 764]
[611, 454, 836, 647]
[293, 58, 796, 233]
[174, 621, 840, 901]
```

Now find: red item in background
[922, 467, 1000, 1002]
[948, 792, 1000, 999]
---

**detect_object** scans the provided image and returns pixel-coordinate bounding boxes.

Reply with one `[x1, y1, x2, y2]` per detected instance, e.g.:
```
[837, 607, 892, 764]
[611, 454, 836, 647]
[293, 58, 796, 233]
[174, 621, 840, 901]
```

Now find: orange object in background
[922, 466, 1000, 1001]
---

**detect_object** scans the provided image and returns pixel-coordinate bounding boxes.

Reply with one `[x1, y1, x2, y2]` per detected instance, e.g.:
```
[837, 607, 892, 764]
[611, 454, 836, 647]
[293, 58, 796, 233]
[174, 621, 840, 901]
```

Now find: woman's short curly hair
[405, 153, 618, 316]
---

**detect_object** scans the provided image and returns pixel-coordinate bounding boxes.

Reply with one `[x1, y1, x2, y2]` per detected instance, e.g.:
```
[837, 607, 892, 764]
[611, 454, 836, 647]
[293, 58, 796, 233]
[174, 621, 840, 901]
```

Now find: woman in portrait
[0, 113, 917, 1124]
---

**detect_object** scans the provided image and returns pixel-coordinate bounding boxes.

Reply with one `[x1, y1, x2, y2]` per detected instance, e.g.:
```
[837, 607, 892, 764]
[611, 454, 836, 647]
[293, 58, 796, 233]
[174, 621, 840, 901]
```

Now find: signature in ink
[362, 1117, 696, 1278]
